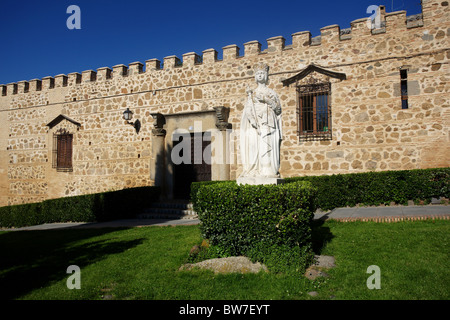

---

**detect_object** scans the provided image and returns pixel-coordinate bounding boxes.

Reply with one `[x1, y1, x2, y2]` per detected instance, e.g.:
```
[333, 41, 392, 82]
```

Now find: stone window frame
[46, 114, 81, 173]
[281, 64, 346, 142]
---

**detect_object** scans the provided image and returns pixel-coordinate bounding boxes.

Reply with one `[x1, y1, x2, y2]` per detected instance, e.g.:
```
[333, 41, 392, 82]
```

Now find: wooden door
[173, 132, 211, 199]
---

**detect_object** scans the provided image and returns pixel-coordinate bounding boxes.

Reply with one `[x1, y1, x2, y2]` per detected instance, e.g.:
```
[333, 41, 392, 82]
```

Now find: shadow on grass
[0, 228, 144, 299]
[311, 219, 334, 255]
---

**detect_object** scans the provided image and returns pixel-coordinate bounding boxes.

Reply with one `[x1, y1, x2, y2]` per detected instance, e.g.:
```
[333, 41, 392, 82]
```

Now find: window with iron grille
[53, 133, 73, 172]
[297, 82, 332, 141]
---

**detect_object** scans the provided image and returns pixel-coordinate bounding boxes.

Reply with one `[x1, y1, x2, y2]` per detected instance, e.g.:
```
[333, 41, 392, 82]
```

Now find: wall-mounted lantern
[123, 108, 141, 133]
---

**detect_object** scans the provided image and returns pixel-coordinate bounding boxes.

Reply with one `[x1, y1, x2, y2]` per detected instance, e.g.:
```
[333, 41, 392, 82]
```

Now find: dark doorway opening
[173, 132, 211, 199]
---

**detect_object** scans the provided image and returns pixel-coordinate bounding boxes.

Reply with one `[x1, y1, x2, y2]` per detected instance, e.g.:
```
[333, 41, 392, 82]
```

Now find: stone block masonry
[0, 0, 449, 206]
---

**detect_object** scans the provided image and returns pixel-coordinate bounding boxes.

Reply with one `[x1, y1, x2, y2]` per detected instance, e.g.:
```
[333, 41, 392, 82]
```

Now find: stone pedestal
[237, 176, 285, 186]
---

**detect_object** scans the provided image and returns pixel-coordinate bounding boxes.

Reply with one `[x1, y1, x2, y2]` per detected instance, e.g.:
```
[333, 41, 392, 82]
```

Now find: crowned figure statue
[238, 62, 283, 185]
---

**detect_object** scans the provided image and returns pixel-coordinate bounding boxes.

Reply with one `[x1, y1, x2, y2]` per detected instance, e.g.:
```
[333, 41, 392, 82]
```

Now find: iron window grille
[296, 82, 332, 141]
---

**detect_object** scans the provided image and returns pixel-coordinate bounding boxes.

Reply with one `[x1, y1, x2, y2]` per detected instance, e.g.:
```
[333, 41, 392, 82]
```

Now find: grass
[0, 219, 448, 300]
[312, 219, 450, 299]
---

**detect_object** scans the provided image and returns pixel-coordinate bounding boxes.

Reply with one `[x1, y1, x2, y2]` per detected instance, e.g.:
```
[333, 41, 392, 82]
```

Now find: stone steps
[137, 201, 198, 220]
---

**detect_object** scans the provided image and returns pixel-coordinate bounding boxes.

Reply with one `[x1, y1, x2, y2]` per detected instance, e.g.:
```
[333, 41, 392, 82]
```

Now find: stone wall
[0, 0, 448, 206]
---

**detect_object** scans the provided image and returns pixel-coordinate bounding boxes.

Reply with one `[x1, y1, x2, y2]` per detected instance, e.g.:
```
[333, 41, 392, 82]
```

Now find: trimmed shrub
[40, 194, 98, 224]
[193, 181, 317, 273]
[0, 202, 43, 228]
[190, 169, 449, 212]
[190, 180, 235, 206]
[246, 242, 314, 274]
[95, 186, 161, 221]
[0, 186, 160, 228]
[284, 168, 450, 211]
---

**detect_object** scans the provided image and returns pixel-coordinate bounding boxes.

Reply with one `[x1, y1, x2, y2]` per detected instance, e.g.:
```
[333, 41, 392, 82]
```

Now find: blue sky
[0, 0, 422, 85]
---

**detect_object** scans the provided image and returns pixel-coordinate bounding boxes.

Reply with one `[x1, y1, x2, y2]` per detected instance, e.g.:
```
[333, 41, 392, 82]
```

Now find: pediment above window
[281, 64, 346, 87]
[46, 114, 81, 134]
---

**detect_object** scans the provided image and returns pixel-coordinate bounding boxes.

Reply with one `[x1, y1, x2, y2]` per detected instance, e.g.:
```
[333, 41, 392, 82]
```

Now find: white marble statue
[238, 62, 283, 184]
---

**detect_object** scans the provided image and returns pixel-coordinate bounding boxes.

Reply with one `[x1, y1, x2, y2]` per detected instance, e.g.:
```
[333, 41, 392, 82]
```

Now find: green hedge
[192, 181, 317, 273]
[0, 186, 160, 228]
[190, 168, 449, 213]
[190, 180, 236, 206]
[284, 168, 450, 211]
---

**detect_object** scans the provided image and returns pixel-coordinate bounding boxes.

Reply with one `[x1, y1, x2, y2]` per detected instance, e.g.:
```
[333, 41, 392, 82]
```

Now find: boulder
[313, 255, 335, 268]
[179, 256, 268, 274]
[304, 266, 329, 280]
[304, 255, 336, 280]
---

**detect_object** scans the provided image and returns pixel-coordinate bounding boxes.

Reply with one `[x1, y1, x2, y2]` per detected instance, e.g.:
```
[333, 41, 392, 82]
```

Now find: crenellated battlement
[0, 0, 446, 97]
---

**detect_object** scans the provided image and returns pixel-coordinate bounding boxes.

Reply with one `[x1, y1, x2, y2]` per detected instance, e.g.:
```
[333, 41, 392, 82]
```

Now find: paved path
[0, 218, 200, 231]
[1, 205, 449, 231]
[314, 205, 450, 221]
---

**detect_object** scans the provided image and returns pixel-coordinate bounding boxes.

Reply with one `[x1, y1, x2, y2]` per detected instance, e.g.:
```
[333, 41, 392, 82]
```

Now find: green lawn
[0, 219, 448, 300]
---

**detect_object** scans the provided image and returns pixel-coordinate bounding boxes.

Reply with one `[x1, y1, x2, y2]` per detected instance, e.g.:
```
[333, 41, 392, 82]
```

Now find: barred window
[297, 82, 332, 141]
[53, 133, 73, 171]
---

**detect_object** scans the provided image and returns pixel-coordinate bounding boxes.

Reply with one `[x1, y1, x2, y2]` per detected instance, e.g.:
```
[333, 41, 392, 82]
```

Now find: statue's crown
[253, 62, 269, 73]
